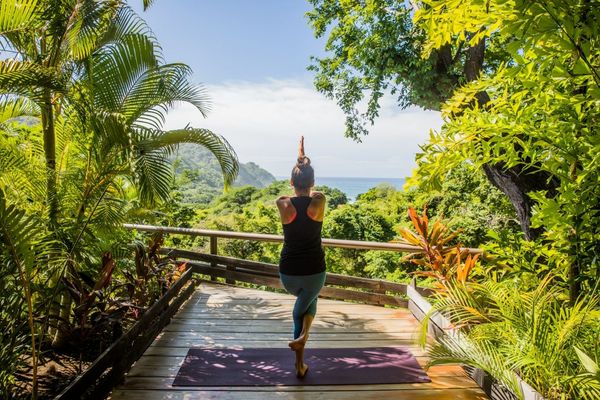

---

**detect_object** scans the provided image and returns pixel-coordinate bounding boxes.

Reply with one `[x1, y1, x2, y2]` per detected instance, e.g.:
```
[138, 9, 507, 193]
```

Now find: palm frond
[90, 33, 159, 112]
[123, 63, 210, 125]
[97, 5, 162, 60]
[136, 127, 239, 189]
[0, 188, 39, 271]
[131, 147, 172, 205]
[0, 0, 41, 36]
[429, 336, 523, 398]
[0, 59, 64, 99]
[142, 0, 156, 11]
[425, 274, 600, 399]
[66, 0, 120, 61]
[0, 95, 40, 125]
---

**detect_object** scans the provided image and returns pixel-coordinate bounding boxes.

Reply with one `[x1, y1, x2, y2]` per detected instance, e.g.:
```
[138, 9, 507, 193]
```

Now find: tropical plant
[398, 207, 480, 289]
[126, 232, 186, 312]
[423, 276, 600, 400]
[306, 0, 548, 238]
[412, 0, 600, 303]
[0, 189, 49, 397]
[0, 1, 239, 397]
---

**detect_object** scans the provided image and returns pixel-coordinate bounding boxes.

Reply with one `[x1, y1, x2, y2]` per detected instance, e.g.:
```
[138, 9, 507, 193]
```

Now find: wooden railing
[123, 223, 483, 254]
[124, 224, 481, 307]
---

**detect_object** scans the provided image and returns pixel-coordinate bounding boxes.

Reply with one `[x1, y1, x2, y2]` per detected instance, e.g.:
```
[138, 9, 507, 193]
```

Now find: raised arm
[298, 136, 305, 159]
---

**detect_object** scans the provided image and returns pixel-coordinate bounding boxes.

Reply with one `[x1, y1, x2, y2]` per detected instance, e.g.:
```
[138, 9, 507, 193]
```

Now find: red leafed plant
[397, 207, 480, 291]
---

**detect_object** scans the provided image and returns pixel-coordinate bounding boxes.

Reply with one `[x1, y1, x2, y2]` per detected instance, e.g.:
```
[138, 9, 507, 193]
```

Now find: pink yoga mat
[173, 346, 431, 386]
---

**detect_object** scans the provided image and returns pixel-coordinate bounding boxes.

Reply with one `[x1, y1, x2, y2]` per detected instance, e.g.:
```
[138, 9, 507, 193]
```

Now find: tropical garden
[0, 1, 599, 399]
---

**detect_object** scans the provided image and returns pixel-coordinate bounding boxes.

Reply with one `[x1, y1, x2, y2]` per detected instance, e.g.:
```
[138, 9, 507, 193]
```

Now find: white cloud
[163, 79, 442, 178]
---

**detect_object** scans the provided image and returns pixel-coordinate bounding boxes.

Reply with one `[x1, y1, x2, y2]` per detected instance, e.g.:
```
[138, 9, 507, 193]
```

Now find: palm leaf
[0, 189, 39, 269]
[132, 148, 172, 205]
[0, 59, 64, 99]
[136, 127, 239, 189]
[0, 0, 41, 36]
[97, 5, 161, 58]
[142, 0, 156, 11]
[0, 95, 40, 124]
[90, 33, 159, 112]
[66, 0, 120, 61]
[123, 63, 210, 126]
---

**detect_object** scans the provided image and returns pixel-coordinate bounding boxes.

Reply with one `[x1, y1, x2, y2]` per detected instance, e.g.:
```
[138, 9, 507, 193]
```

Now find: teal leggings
[280, 271, 327, 339]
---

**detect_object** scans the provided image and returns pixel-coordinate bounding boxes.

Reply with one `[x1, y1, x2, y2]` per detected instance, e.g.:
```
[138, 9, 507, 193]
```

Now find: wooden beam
[164, 249, 416, 295]
[124, 224, 483, 254]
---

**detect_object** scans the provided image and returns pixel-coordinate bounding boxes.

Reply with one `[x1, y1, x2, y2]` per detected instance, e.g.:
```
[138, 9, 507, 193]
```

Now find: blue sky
[132, 1, 324, 84]
[132, 1, 442, 178]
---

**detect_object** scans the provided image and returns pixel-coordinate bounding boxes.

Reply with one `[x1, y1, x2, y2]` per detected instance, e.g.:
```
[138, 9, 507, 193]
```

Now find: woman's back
[279, 196, 326, 276]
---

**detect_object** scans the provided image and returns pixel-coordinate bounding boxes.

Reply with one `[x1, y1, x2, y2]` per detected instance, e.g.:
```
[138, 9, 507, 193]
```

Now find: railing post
[210, 236, 218, 282]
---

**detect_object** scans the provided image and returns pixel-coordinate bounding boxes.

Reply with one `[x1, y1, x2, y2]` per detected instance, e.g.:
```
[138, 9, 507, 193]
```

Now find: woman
[276, 136, 326, 379]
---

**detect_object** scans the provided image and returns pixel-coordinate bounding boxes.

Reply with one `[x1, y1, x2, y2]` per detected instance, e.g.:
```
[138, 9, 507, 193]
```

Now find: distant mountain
[172, 144, 276, 204]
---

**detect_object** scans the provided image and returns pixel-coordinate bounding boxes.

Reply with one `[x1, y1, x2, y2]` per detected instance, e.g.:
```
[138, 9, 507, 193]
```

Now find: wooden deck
[111, 282, 488, 399]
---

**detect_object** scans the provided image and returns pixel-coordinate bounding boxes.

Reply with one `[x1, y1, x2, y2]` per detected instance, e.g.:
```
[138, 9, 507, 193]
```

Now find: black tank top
[279, 196, 326, 275]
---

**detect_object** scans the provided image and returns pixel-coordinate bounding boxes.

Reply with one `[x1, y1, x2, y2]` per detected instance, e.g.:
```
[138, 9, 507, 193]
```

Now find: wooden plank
[126, 224, 451, 253]
[127, 362, 466, 378]
[150, 339, 421, 350]
[116, 375, 479, 390]
[127, 354, 449, 369]
[168, 249, 411, 294]
[111, 388, 489, 400]
[189, 265, 409, 308]
[177, 301, 411, 314]
[111, 282, 487, 400]
[142, 345, 430, 357]
[162, 321, 420, 334]
[156, 331, 418, 340]
[319, 286, 407, 307]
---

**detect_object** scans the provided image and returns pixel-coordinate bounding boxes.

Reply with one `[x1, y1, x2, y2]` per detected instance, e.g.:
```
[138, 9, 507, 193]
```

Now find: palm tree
[1, 2, 238, 396]
[0, 0, 237, 225]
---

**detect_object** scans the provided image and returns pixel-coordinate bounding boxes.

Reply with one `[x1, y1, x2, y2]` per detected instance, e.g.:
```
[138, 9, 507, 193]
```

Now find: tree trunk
[41, 90, 58, 228]
[463, 36, 544, 240]
[481, 165, 538, 240]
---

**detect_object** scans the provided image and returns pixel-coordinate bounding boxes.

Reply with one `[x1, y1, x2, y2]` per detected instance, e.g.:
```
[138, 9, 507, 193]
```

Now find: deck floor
[111, 282, 487, 399]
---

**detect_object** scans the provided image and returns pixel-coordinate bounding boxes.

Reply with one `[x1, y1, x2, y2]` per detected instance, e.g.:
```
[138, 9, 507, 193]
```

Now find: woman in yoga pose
[276, 136, 327, 379]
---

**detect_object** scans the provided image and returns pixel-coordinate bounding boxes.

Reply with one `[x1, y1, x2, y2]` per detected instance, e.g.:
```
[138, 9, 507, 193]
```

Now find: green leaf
[575, 346, 600, 375]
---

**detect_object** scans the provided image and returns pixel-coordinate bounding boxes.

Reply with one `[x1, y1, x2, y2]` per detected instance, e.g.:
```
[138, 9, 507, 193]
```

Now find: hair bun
[296, 156, 311, 167]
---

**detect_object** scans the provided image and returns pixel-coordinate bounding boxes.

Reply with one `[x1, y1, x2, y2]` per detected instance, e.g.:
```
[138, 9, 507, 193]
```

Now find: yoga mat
[173, 346, 431, 386]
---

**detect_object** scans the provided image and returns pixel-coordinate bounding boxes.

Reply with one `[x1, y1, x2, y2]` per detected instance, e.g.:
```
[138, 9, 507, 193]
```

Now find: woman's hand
[298, 136, 305, 159]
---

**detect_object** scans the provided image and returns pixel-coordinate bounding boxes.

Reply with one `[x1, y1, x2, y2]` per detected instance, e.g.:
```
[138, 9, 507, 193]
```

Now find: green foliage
[412, 0, 600, 298]
[0, 189, 40, 397]
[424, 276, 600, 399]
[172, 144, 276, 205]
[188, 168, 510, 281]
[306, 0, 510, 139]
[0, 1, 238, 395]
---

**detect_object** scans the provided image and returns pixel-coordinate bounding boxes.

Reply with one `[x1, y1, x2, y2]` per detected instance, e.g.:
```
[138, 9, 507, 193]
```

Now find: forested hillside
[173, 144, 276, 204]
[159, 164, 516, 284]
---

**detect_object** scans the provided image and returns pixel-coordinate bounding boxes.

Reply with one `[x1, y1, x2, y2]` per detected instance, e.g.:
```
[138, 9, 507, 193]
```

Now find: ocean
[277, 176, 406, 202]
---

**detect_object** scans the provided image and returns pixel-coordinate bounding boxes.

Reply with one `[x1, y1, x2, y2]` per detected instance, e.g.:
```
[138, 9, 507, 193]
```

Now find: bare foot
[296, 362, 308, 378]
[288, 334, 308, 351]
